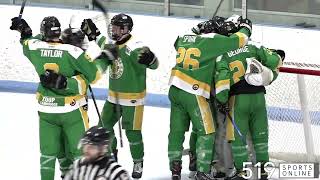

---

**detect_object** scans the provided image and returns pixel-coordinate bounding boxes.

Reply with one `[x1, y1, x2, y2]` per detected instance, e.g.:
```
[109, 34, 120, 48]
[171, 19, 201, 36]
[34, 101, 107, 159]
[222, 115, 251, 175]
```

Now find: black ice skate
[171, 161, 182, 180]
[132, 161, 143, 179]
[260, 172, 268, 180]
[210, 161, 226, 179]
[189, 151, 197, 178]
[195, 171, 216, 180]
[226, 170, 247, 180]
[260, 164, 268, 180]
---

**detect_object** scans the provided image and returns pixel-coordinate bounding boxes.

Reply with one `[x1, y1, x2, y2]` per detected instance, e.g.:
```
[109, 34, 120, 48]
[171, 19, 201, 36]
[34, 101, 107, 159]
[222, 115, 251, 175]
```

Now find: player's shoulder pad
[199, 32, 218, 38]
[126, 37, 145, 51]
[248, 40, 262, 48]
[25, 38, 44, 48]
[26, 39, 84, 59]
[58, 44, 84, 59]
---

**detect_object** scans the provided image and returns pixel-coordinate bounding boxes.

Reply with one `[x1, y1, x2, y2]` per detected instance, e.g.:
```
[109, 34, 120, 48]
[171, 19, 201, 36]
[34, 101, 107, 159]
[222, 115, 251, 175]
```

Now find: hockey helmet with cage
[192, 16, 226, 35]
[111, 13, 133, 31]
[61, 28, 85, 48]
[218, 21, 238, 36]
[202, 16, 238, 36]
[109, 13, 133, 40]
[79, 126, 112, 148]
[40, 16, 61, 41]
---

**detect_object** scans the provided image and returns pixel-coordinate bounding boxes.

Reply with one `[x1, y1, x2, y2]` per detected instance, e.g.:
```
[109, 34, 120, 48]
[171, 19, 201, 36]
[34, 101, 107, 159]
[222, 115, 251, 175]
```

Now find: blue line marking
[0, 80, 319, 125]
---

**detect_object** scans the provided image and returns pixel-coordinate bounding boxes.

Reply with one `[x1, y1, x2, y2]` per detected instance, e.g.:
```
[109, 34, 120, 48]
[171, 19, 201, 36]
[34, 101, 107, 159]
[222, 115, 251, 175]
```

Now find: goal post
[267, 62, 320, 163]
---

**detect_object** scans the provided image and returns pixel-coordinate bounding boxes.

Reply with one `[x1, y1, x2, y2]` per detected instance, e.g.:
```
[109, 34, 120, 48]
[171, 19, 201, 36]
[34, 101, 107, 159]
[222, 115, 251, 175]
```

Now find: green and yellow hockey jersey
[21, 37, 109, 113]
[216, 43, 282, 98]
[169, 27, 251, 99]
[97, 35, 158, 106]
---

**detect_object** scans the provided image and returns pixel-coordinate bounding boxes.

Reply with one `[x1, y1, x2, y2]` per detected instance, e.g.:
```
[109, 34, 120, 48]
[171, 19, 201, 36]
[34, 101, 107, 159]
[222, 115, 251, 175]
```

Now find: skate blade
[189, 171, 196, 179]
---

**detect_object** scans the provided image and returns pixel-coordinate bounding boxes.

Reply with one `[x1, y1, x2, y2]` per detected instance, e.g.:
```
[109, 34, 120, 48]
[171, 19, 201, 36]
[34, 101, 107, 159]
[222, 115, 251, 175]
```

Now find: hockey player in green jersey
[10, 16, 117, 180]
[168, 15, 252, 180]
[80, 14, 159, 179]
[215, 43, 284, 180]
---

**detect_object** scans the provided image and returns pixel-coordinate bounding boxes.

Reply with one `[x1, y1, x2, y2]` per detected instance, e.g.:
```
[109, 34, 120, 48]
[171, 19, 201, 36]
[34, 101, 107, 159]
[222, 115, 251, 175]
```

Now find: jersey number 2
[229, 60, 245, 83]
[176, 47, 201, 69]
[43, 63, 59, 72]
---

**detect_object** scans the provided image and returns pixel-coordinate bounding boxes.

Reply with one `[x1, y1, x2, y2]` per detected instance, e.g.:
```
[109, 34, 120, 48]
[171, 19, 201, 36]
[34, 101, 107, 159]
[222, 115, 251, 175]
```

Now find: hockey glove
[40, 70, 67, 90]
[192, 21, 206, 35]
[192, 17, 225, 35]
[219, 21, 238, 36]
[216, 102, 230, 114]
[239, 18, 252, 37]
[225, 14, 242, 28]
[246, 58, 263, 74]
[10, 17, 32, 39]
[100, 44, 119, 61]
[81, 19, 101, 41]
[271, 49, 285, 61]
[138, 47, 157, 66]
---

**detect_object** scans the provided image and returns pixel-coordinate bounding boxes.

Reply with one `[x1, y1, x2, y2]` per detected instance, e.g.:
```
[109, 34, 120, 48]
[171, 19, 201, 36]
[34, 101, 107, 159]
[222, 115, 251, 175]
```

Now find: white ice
[0, 92, 192, 180]
[1, 92, 318, 180]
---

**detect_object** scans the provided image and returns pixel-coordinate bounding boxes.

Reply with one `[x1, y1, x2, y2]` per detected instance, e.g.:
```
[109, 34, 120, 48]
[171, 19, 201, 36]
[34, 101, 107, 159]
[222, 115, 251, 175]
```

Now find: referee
[64, 126, 130, 180]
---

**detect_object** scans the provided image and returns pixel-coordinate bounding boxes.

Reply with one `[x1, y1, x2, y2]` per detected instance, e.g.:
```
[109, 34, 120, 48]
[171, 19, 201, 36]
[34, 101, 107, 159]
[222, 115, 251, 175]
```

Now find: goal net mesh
[266, 63, 320, 163]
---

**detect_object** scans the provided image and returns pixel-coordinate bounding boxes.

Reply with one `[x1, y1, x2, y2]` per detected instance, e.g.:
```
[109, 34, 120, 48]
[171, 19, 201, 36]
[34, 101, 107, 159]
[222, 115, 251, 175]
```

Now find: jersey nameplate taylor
[40, 49, 63, 58]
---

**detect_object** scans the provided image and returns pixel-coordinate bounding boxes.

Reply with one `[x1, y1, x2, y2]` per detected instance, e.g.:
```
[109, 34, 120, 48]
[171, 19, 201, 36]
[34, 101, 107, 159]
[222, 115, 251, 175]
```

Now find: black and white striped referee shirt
[64, 156, 130, 180]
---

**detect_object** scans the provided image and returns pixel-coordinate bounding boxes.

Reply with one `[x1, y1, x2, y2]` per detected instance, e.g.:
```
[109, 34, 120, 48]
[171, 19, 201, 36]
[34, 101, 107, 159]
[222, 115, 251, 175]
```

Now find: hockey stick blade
[18, 0, 27, 20]
[182, 148, 190, 156]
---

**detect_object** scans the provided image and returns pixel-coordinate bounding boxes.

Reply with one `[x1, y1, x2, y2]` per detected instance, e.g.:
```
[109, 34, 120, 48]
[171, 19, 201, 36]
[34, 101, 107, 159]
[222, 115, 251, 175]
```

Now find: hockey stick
[92, 0, 124, 148]
[212, 0, 224, 18]
[18, 0, 27, 20]
[226, 112, 247, 145]
[241, 0, 248, 19]
[89, 85, 104, 126]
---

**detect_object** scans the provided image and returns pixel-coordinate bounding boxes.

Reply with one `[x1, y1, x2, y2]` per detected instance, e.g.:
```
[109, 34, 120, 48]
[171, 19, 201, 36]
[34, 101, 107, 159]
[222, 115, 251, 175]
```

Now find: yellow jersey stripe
[171, 70, 210, 93]
[215, 79, 230, 89]
[196, 95, 215, 134]
[79, 107, 89, 130]
[235, 32, 248, 47]
[91, 71, 102, 84]
[75, 75, 87, 95]
[133, 105, 144, 130]
[215, 79, 230, 94]
[226, 96, 235, 141]
[108, 90, 146, 100]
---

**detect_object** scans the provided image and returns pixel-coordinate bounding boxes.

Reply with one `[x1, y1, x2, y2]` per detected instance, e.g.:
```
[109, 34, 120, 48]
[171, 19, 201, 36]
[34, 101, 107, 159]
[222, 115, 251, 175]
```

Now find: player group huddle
[10, 10, 284, 180]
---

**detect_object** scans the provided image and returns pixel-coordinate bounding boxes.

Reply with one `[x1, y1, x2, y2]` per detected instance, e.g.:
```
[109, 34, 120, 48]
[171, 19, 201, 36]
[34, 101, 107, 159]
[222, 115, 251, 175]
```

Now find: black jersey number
[229, 60, 245, 83]
[176, 47, 201, 69]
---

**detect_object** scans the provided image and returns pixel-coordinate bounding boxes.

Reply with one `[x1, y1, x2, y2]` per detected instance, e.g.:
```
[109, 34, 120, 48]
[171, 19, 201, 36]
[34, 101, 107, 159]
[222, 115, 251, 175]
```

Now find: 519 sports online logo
[241, 162, 319, 179]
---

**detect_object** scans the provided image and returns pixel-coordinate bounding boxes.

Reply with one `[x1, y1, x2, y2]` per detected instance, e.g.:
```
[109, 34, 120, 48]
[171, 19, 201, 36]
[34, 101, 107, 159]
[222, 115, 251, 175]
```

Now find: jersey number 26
[176, 47, 201, 69]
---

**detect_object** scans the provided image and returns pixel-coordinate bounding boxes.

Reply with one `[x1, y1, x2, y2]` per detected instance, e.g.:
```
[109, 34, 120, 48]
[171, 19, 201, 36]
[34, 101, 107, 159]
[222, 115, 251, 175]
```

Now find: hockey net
[266, 61, 320, 163]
